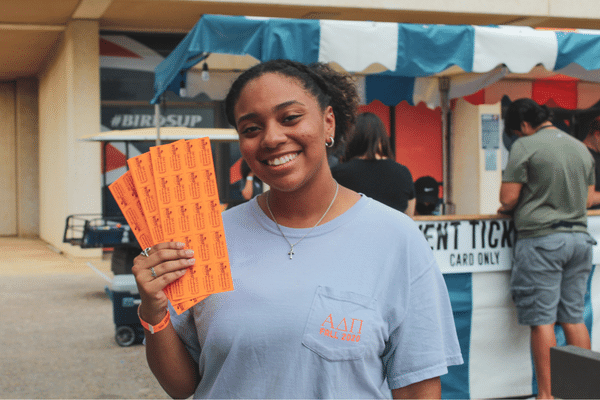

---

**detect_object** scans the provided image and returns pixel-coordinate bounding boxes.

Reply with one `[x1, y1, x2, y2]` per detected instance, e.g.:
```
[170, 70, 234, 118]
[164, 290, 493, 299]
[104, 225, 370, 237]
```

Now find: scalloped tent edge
[152, 15, 600, 109]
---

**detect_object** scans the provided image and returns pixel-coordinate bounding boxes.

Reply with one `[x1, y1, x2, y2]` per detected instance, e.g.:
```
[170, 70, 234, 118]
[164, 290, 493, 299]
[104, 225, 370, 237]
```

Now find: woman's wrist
[246, 175, 254, 181]
[138, 304, 168, 325]
[138, 305, 170, 334]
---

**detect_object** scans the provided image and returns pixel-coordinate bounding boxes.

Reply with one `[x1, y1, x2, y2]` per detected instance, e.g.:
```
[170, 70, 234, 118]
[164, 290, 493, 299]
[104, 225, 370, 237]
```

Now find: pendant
[288, 246, 295, 260]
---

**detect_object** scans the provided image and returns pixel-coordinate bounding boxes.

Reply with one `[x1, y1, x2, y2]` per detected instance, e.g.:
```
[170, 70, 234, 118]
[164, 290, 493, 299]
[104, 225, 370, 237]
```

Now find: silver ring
[325, 136, 334, 148]
[141, 247, 152, 257]
[150, 267, 157, 278]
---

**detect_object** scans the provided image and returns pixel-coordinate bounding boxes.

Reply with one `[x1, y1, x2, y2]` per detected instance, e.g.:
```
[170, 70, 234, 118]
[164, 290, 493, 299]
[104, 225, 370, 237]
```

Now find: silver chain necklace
[266, 182, 339, 260]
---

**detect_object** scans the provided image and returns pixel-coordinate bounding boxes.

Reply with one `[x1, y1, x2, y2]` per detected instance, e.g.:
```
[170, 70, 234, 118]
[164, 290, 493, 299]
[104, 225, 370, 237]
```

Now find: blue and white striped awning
[153, 14, 600, 107]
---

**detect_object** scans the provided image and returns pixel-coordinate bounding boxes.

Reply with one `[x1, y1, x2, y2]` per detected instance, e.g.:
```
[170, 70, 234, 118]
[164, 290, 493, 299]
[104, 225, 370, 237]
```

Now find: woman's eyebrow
[236, 112, 258, 126]
[236, 100, 305, 125]
[274, 100, 304, 111]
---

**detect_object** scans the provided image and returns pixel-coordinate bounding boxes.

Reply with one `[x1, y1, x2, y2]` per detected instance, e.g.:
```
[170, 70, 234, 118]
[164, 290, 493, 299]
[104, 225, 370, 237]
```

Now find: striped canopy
[153, 14, 600, 108]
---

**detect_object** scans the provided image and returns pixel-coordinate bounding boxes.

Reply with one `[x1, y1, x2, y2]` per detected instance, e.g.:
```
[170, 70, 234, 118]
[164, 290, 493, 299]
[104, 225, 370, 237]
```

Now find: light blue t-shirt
[170, 195, 463, 398]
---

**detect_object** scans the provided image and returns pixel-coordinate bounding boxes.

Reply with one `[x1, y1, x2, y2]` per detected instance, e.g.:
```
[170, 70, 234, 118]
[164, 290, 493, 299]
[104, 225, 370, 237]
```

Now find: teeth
[267, 152, 298, 166]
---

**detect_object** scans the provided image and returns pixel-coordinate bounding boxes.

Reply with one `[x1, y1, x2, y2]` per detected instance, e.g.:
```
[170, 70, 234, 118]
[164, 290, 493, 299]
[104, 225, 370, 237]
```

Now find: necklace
[535, 122, 553, 132]
[266, 182, 339, 260]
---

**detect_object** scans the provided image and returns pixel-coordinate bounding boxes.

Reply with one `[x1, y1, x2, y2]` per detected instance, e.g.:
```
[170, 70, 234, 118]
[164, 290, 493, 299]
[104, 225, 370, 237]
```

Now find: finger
[150, 260, 192, 288]
[148, 254, 195, 280]
[147, 248, 195, 270]
[132, 244, 191, 273]
[133, 248, 195, 287]
[138, 241, 186, 259]
[148, 241, 187, 253]
[139, 258, 193, 308]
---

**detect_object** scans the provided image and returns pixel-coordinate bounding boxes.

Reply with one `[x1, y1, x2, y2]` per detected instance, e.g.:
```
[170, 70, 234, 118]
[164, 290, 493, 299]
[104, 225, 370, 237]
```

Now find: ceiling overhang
[2, 0, 600, 81]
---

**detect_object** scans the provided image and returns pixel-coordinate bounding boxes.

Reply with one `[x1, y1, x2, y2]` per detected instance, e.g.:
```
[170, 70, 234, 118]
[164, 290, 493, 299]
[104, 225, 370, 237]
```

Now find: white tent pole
[439, 77, 453, 215]
[155, 102, 161, 146]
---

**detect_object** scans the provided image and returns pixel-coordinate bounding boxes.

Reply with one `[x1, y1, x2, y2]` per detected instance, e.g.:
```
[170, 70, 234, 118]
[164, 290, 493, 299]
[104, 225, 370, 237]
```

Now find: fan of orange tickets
[108, 137, 234, 314]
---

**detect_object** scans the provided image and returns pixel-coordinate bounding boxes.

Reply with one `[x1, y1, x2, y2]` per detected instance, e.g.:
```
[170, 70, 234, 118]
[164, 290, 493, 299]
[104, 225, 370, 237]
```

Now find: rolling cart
[63, 213, 142, 275]
[64, 214, 144, 346]
[105, 274, 144, 347]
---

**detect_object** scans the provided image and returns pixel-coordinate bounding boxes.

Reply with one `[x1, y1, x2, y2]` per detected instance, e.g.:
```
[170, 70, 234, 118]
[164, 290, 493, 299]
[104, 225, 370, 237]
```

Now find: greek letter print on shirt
[320, 313, 363, 343]
[302, 286, 377, 361]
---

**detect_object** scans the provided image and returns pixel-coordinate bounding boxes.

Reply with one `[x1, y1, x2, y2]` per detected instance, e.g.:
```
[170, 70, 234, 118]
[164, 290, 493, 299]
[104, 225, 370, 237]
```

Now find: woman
[331, 112, 416, 216]
[133, 60, 462, 399]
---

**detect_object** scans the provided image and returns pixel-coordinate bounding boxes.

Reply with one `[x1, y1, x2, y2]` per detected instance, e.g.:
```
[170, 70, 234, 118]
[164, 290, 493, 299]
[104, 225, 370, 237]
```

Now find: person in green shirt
[499, 98, 596, 399]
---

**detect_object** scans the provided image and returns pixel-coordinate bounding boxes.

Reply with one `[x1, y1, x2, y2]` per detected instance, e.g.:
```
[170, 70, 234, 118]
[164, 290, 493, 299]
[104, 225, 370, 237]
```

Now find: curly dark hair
[224, 59, 359, 150]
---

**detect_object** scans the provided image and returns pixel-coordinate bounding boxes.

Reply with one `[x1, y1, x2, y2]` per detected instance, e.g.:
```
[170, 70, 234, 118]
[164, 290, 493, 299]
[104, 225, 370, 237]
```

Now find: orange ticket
[109, 139, 234, 314]
[146, 138, 233, 313]
[127, 153, 164, 243]
[108, 171, 154, 250]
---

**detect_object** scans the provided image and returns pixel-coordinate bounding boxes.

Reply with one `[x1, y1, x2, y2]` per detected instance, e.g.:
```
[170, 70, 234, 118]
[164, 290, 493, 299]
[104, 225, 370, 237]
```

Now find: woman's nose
[260, 122, 287, 149]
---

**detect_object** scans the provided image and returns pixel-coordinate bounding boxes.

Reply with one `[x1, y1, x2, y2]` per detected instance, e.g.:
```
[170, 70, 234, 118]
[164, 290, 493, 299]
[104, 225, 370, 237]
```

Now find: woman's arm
[143, 319, 200, 398]
[133, 242, 201, 398]
[405, 198, 416, 218]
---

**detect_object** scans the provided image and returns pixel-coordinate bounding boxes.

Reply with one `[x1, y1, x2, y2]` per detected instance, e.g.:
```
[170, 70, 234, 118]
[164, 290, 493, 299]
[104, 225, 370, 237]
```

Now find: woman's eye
[283, 114, 300, 123]
[240, 126, 259, 135]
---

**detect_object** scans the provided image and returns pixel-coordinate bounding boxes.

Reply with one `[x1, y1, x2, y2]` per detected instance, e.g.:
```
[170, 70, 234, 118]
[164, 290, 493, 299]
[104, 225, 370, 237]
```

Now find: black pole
[389, 105, 396, 157]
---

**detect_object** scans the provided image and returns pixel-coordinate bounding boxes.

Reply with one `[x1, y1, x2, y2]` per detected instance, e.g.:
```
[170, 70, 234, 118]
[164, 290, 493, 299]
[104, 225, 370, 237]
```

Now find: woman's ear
[520, 121, 533, 135]
[324, 106, 335, 136]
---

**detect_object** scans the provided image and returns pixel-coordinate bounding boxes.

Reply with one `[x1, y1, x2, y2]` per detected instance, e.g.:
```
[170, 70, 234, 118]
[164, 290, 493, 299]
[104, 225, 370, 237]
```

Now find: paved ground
[0, 237, 170, 399]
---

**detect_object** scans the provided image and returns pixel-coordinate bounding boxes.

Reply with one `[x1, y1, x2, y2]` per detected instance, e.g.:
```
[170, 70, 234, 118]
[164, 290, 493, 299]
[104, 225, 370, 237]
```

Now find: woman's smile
[264, 152, 301, 166]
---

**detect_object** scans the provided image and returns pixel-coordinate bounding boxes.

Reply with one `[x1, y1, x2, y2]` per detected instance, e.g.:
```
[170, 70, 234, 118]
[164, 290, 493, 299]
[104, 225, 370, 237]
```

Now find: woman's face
[233, 72, 335, 193]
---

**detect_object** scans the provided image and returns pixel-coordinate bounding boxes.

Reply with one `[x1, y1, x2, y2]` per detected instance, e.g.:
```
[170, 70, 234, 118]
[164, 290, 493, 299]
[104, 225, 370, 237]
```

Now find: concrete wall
[16, 78, 40, 237]
[451, 99, 502, 215]
[0, 82, 17, 235]
[38, 20, 102, 257]
[0, 78, 39, 238]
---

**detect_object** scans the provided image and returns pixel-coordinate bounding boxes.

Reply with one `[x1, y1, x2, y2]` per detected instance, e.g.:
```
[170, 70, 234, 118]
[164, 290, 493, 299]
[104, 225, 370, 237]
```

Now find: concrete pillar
[0, 82, 17, 235]
[451, 99, 503, 215]
[16, 78, 39, 237]
[38, 20, 101, 256]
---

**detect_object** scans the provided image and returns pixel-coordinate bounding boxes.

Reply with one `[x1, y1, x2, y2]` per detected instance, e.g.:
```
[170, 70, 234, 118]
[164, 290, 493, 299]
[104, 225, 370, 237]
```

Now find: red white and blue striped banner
[152, 14, 600, 109]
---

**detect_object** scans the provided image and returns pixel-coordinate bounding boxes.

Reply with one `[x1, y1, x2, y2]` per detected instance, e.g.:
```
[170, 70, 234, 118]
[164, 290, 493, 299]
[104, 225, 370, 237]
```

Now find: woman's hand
[132, 242, 195, 325]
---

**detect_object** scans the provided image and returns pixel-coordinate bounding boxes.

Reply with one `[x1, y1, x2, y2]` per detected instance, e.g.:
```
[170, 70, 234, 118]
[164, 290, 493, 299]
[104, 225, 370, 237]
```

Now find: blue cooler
[106, 274, 144, 346]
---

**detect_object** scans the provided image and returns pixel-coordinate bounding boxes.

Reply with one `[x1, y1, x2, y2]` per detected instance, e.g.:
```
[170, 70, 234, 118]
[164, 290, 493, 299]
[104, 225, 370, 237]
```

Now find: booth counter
[414, 211, 600, 399]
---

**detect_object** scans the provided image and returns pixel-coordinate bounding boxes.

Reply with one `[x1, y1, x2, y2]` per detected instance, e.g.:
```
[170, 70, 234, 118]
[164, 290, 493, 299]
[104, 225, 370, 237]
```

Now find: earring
[325, 137, 334, 148]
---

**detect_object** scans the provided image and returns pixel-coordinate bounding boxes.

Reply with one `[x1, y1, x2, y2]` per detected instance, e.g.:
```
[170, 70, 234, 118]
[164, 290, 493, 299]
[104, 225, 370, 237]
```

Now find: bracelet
[137, 305, 170, 334]
[246, 176, 254, 181]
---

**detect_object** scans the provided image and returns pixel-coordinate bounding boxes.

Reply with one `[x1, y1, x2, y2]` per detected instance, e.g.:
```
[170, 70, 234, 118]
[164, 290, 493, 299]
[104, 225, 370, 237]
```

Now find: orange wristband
[137, 305, 170, 334]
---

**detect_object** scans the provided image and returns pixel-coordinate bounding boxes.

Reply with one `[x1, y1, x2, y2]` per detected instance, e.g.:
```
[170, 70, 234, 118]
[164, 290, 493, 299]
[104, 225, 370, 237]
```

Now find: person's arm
[405, 198, 416, 218]
[498, 182, 523, 214]
[587, 185, 599, 209]
[392, 377, 441, 399]
[133, 242, 200, 398]
[143, 316, 200, 398]
[241, 173, 255, 200]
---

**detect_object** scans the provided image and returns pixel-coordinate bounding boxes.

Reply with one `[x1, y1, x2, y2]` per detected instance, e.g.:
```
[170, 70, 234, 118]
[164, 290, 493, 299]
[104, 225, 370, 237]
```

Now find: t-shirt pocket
[302, 286, 378, 361]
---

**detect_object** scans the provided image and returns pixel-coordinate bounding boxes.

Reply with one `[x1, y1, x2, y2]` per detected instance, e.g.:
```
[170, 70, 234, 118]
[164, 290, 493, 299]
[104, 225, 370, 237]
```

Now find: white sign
[417, 219, 515, 274]
[109, 114, 204, 129]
